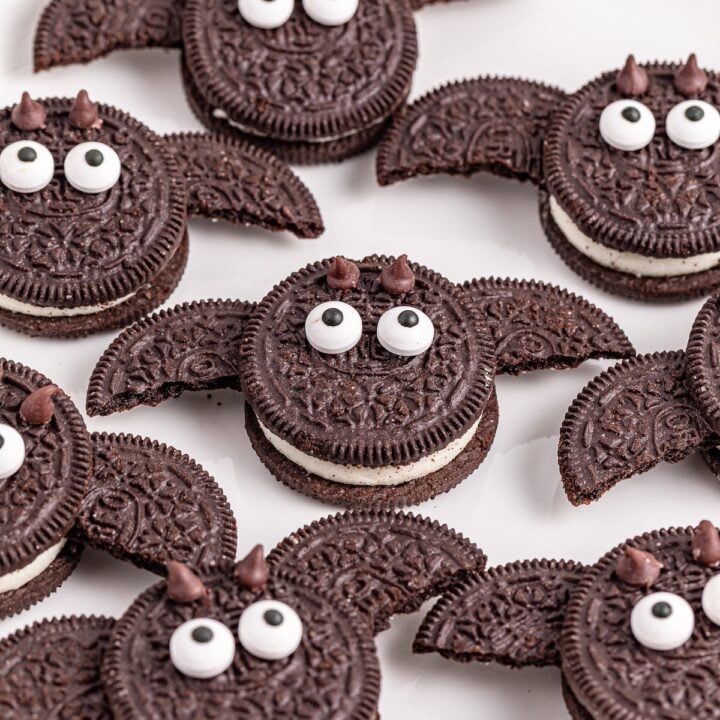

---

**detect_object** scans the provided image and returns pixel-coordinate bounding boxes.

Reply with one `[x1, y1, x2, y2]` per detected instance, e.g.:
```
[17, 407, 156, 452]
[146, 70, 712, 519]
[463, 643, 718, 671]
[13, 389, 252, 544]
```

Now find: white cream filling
[549, 195, 720, 278]
[0, 290, 135, 318]
[259, 417, 481, 486]
[212, 108, 383, 144]
[0, 538, 66, 594]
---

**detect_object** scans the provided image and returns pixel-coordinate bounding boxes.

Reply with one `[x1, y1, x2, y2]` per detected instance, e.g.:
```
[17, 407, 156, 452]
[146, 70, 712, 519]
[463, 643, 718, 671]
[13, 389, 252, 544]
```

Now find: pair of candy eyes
[631, 577, 720, 651]
[239, 0, 357, 29]
[305, 301, 435, 357]
[0, 140, 121, 195]
[170, 600, 303, 679]
[600, 99, 720, 151]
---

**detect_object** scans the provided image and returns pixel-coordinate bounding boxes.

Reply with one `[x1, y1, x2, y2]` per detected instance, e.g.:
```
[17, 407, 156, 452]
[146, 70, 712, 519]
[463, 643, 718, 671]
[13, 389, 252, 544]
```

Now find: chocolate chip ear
[414, 559, 584, 667]
[86, 299, 255, 416]
[34, 0, 184, 72]
[559, 351, 715, 506]
[462, 278, 634, 375]
[69, 90, 102, 130]
[674, 53, 708, 97]
[616, 55, 649, 97]
[11, 92, 46, 130]
[166, 561, 209, 603]
[74, 432, 237, 573]
[267, 510, 486, 634]
[162, 133, 324, 239]
[376, 77, 566, 187]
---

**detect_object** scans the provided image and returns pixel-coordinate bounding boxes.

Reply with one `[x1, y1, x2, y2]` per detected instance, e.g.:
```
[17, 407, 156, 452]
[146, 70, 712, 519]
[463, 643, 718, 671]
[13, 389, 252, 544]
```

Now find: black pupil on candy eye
[685, 105, 705, 122]
[621, 107, 641, 123]
[191, 626, 214, 643]
[398, 310, 419, 328]
[0, 434, 4, 449]
[17, 146, 37, 163]
[264, 609, 284, 626]
[322, 308, 343, 327]
[652, 601, 673, 619]
[85, 149, 104, 167]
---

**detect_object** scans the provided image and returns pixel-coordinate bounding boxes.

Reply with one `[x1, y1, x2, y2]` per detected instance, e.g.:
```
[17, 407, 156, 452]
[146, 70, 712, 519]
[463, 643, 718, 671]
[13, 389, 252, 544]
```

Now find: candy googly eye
[701, 574, 720, 625]
[239, 0, 294, 28]
[376, 306, 435, 357]
[630, 591, 695, 651]
[302, 0, 358, 26]
[666, 100, 720, 150]
[0, 140, 54, 193]
[63, 142, 121, 194]
[305, 301, 362, 355]
[599, 99, 656, 151]
[0, 424, 25, 480]
[238, 600, 303, 660]
[169, 618, 235, 679]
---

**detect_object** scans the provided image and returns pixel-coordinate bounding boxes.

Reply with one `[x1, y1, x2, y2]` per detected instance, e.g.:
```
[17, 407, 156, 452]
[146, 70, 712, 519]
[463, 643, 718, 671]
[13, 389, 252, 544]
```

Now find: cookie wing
[34, 0, 183, 71]
[463, 278, 634, 374]
[163, 133, 324, 239]
[686, 292, 720, 433]
[267, 510, 486, 634]
[414, 559, 584, 667]
[377, 78, 565, 186]
[75, 432, 237, 573]
[86, 299, 255, 416]
[559, 351, 716, 506]
[0, 616, 114, 717]
[413, 560, 583, 667]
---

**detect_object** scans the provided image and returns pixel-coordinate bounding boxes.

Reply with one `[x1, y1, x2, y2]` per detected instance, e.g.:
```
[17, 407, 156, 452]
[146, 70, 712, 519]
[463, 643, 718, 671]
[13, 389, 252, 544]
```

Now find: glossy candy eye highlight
[599, 99, 656, 151]
[0, 140, 54, 193]
[238, 600, 303, 660]
[376, 306, 434, 357]
[302, 0, 358, 26]
[169, 618, 235, 679]
[666, 100, 720, 150]
[0, 424, 25, 480]
[239, 0, 294, 28]
[630, 591, 694, 651]
[63, 142, 121, 194]
[305, 301, 362, 354]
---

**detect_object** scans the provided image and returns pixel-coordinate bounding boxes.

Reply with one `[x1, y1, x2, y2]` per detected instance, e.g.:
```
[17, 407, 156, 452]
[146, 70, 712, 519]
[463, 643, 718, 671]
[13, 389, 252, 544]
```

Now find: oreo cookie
[0, 92, 321, 337]
[379, 55, 720, 301]
[560, 289, 720, 505]
[102, 510, 484, 719]
[415, 521, 720, 720]
[0, 616, 114, 718]
[0, 357, 237, 617]
[32, 0, 456, 164]
[87, 255, 633, 508]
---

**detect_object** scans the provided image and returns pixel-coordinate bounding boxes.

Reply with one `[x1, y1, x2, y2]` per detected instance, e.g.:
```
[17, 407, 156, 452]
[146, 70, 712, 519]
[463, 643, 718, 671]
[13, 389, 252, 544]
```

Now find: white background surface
[2, 1, 720, 717]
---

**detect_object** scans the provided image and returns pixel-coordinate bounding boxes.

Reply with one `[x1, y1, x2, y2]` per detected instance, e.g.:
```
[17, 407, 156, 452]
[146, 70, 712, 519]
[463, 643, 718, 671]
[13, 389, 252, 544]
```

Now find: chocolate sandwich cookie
[0, 92, 321, 338]
[102, 510, 484, 719]
[559, 288, 720, 505]
[415, 520, 720, 720]
[0, 357, 237, 617]
[0, 616, 114, 719]
[379, 55, 720, 301]
[87, 255, 633, 508]
[34, 0, 460, 164]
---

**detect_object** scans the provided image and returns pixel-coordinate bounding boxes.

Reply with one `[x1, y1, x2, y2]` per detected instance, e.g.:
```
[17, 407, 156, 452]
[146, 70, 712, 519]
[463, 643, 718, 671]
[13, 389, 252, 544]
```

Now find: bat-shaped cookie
[0, 358, 237, 618]
[378, 55, 720, 302]
[86, 254, 633, 509]
[0, 509, 485, 718]
[559, 289, 720, 505]
[415, 520, 720, 720]
[34, 0, 462, 164]
[0, 91, 322, 337]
